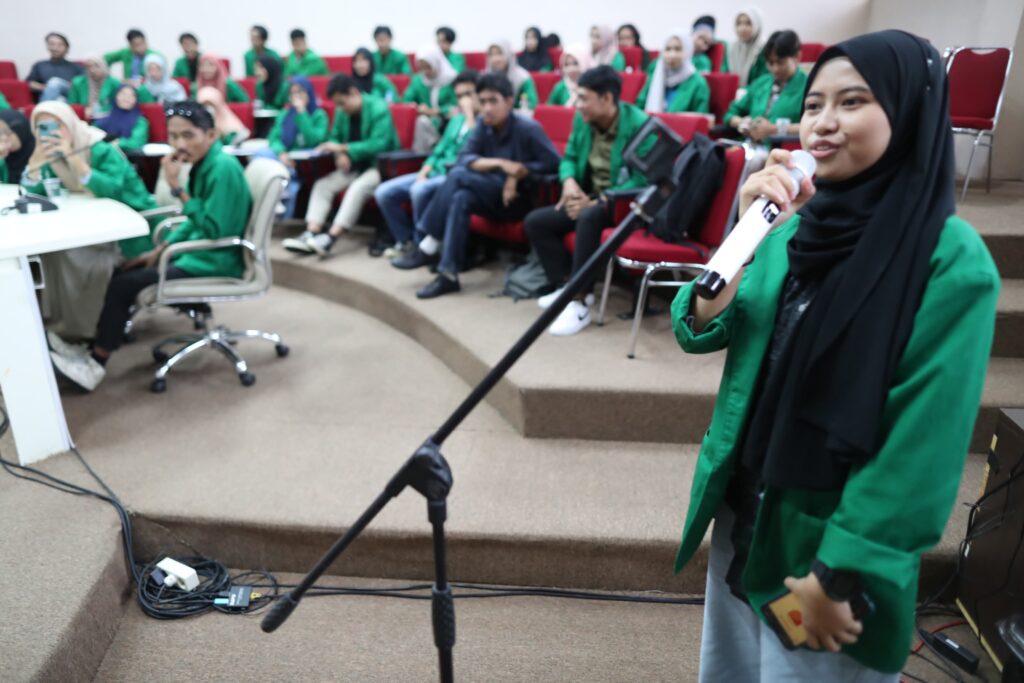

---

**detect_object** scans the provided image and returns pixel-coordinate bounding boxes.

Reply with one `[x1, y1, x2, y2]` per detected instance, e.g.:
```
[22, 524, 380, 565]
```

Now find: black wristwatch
[811, 559, 862, 602]
[170, 186, 185, 199]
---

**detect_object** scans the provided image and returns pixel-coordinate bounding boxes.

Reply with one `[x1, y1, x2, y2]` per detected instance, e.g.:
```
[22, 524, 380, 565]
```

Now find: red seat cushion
[951, 116, 995, 131]
[531, 72, 561, 103]
[533, 104, 575, 154]
[236, 77, 257, 99]
[948, 48, 1011, 130]
[389, 103, 417, 149]
[308, 76, 330, 104]
[705, 73, 739, 124]
[0, 61, 17, 80]
[387, 74, 411, 97]
[227, 102, 255, 131]
[462, 52, 487, 71]
[601, 228, 710, 264]
[619, 47, 644, 72]
[323, 55, 352, 74]
[0, 80, 32, 109]
[469, 214, 527, 243]
[139, 103, 168, 142]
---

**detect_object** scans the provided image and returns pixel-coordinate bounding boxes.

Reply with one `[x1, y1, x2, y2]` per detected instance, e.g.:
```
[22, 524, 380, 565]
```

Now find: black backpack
[648, 133, 726, 256]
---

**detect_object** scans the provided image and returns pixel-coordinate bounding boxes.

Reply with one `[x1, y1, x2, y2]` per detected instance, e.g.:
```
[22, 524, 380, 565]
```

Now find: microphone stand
[261, 118, 686, 683]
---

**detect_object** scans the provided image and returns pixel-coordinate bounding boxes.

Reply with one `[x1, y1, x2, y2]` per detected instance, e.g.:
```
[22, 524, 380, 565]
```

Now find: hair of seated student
[453, 70, 481, 89]
[437, 26, 456, 44]
[127, 28, 145, 42]
[179, 32, 198, 45]
[165, 100, 215, 131]
[327, 73, 358, 97]
[252, 25, 269, 41]
[290, 29, 306, 41]
[374, 25, 393, 39]
[46, 32, 70, 48]
[476, 73, 514, 99]
[578, 65, 622, 103]
[764, 30, 801, 60]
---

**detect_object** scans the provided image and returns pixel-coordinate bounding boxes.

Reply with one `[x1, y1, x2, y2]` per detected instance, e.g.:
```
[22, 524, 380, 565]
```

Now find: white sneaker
[548, 300, 592, 336]
[51, 350, 106, 392]
[47, 330, 89, 359]
[309, 232, 336, 257]
[282, 230, 316, 254]
[538, 288, 595, 309]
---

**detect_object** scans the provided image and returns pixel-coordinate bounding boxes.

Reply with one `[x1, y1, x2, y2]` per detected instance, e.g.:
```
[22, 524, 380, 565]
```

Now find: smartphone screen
[37, 121, 59, 139]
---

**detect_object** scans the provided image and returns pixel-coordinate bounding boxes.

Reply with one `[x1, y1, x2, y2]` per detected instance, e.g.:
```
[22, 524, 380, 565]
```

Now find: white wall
[2, 0, 870, 79]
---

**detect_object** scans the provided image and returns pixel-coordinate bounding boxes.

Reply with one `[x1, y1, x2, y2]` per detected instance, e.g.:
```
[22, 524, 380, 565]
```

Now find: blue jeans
[374, 173, 445, 244]
[40, 77, 71, 102]
[251, 147, 301, 218]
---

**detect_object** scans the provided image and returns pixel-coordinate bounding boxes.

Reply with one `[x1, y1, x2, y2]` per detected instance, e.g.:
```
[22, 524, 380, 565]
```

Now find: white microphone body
[694, 150, 816, 300]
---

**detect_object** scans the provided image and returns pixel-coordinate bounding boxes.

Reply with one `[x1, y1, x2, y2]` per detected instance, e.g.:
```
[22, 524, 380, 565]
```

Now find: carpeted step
[959, 182, 1024, 279]
[995, 279, 1024, 358]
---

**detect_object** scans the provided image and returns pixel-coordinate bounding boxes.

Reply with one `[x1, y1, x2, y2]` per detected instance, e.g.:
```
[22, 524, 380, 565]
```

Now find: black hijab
[258, 54, 283, 104]
[352, 48, 376, 94]
[518, 27, 552, 72]
[741, 30, 956, 490]
[0, 109, 35, 182]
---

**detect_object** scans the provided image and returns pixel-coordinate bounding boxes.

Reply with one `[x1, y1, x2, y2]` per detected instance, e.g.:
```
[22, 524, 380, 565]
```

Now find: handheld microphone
[694, 150, 816, 300]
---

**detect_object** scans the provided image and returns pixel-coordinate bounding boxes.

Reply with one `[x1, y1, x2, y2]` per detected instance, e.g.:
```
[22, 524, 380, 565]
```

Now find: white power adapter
[156, 557, 200, 591]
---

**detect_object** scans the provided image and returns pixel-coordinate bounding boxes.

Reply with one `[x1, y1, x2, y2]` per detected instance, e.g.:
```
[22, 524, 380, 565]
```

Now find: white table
[0, 184, 148, 464]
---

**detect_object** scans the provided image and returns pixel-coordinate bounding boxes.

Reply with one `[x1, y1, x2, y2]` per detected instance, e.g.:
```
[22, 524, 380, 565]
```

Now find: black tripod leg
[429, 499, 455, 683]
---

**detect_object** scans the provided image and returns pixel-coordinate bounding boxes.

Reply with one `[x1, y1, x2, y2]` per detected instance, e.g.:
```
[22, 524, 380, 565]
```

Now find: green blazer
[283, 50, 329, 77]
[670, 214, 999, 673]
[0, 91, 8, 110]
[244, 47, 282, 77]
[736, 52, 769, 86]
[113, 116, 150, 151]
[693, 39, 730, 73]
[328, 93, 399, 164]
[636, 67, 710, 113]
[103, 48, 158, 79]
[401, 75, 456, 111]
[516, 77, 539, 110]
[725, 69, 808, 123]
[373, 49, 412, 75]
[267, 108, 329, 154]
[445, 52, 466, 73]
[67, 75, 121, 113]
[367, 73, 398, 102]
[163, 142, 253, 278]
[559, 101, 652, 192]
[171, 55, 194, 79]
[192, 80, 251, 103]
[423, 113, 474, 177]
[547, 80, 571, 106]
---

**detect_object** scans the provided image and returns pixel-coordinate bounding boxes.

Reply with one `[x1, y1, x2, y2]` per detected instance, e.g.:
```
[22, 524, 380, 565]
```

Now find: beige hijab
[559, 44, 593, 107]
[591, 25, 618, 66]
[29, 101, 106, 192]
[196, 86, 250, 142]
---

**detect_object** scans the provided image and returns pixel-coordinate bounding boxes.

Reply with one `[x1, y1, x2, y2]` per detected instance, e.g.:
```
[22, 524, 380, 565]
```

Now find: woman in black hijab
[518, 27, 552, 72]
[672, 31, 1000, 679]
[0, 109, 35, 183]
[255, 53, 284, 108]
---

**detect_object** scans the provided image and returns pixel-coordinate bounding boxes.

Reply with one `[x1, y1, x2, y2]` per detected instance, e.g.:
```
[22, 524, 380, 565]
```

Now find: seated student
[27, 33, 84, 102]
[104, 29, 155, 83]
[284, 29, 329, 78]
[486, 41, 538, 110]
[412, 73, 561, 299]
[373, 26, 412, 75]
[729, 7, 768, 88]
[436, 26, 465, 72]
[21, 101, 158, 345]
[692, 16, 730, 73]
[68, 57, 120, 118]
[194, 54, 250, 103]
[172, 33, 201, 80]
[380, 70, 481, 261]
[590, 25, 618, 67]
[519, 27, 553, 72]
[139, 53, 187, 105]
[196, 87, 250, 145]
[0, 110, 34, 184]
[245, 25, 281, 78]
[95, 85, 149, 152]
[283, 74, 398, 257]
[258, 77, 327, 218]
[404, 46, 458, 152]
[612, 24, 652, 72]
[723, 30, 806, 143]
[48, 101, 253, 391]
[352, 47, 398, 102]
[254, 54, 286, 108]
[525, 66, 650, 335]
[548, 45, 593, 106]
[636, 31, 710, 114]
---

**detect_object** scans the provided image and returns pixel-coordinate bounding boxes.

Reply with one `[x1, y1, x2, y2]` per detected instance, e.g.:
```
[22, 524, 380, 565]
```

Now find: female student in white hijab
[546, 44, 593, 106]
[636, 31, 711, 114]
[140, 53, 186, 105]
[590, 25, 618, 66]
[729, 7, 768, 87]
[486, 40, 538, 109]
[404, 45, 458, 152]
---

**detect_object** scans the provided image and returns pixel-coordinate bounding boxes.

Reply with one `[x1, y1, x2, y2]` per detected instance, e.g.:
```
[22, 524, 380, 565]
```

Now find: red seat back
[800, 42, 828, 64]
[173, 77, 191, 97]
[619, 47, 643, 72]
[620, 72, 647, 104]
[704, 72, 739, 124]
[533, 104, 575, 154]
[227, 102, 255, 131]
[387, 74, 411, 97]
[323, 55, 352, 74]
[237, 77, 257, 99]
[321, 100, 336, 128]
[0, 61, 17, 79]
[140, 103, 168, 142]
[531, 72, 561, 102]
[698, 146, 746, 248]
[707, 42, 725, 72]
[407, 53, 417, 73]
[389, 103, 417, 149]
[218, 57, 231, 76]
[308, 76, 331, 104]
[24, 104, 88, 121]
[463, 52, 487, 71]
[0, 80, 32, 108]
[653, 112, 710, 142]
[947, 47, 1013, 130]
[548, 47, 563, 69]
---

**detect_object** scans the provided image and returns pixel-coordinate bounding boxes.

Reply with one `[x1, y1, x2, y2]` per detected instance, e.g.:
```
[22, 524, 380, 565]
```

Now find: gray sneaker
[282, 230, 316, 254]
[383, 241, 414, 259]
[47, 330, 89, 359]
[51, 349, 106, 392]
[308, 232, 336, 257]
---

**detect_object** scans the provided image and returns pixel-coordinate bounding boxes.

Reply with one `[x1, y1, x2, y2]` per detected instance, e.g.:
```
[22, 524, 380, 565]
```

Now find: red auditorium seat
[947, 46, 1013, 200]
[227, 102, 255, 132]
[619, 47, 644, 72]
[462, 52, 487, 71]
[620, 72, 647, 104]
[173, 77, 191, 97]
[0, 61, 17, 79]
[548, 47, 563, 69]
[323, 55, 352, 74]
[308, 76, 331, 104]
[389, 103, 417, 150]
[387, 74, 411, 97]
[531, 72, 561, 103]
[237, 77, 257, 99]
[653, 112, 710, 141]
[407, 53, 418, 72]
[0, 80, 32, 109]
[704, 72, 739, 124]
[218, 57, 231, 75]
[800, 42, 828, 64]
[139, 103, 168, 142]
[707, 42, 726, 72]
[533, 104, 575, 154]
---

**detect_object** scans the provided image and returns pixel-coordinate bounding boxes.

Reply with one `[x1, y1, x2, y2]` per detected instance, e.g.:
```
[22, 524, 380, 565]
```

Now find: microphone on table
[693, 150, 816, 300]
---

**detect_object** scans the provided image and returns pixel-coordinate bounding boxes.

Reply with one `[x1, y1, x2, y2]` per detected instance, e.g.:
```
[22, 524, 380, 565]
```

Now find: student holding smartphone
[671, 31, 999, 680]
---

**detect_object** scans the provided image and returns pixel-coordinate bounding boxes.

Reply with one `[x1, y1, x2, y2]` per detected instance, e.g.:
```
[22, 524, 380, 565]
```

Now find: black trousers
[95, 266, 191, 352]
[523, 201, 614, 294]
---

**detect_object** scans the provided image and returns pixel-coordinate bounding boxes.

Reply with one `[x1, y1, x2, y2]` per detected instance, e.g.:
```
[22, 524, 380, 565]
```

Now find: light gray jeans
[699, 505, 900, 683]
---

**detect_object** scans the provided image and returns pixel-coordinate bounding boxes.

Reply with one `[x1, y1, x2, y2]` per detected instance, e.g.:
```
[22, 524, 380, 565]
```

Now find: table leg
[0, 256, 71, 464]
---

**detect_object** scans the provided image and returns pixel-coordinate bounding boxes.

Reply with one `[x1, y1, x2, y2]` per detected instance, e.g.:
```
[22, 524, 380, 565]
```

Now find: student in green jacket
[283, 74, 398, 257]
[373, 26, 412, 75]
[254, 54, 287, 108]
[547, 45, 592, 106]
[692, 16, 730, 73]
[724, 30, 808, 143]
[486, 40, 538, 110]
[245, 25, 282, 77]
[674, 31, 999, 680]
[729, 7, 768, 88]
[611, 24, 653, 72]
[352, 48, 398, 102]
[0, 110, 34, 184]
[403, 46, 458, 152]
[0, 91, 10, 111]
[436, 27, 465, 72]
[193, 54, 250, 103]
[518, 27, 553, 72]
[525, 66, 654, 337]
[284, 29, 329, 78]
[636, 31, 710, 114]
[104, 28, 156, 82]
[172, 32, 201, 80]
[67, 57, 120, 118]
[94, 84, 149, 152]
[49, 101, 253, 391]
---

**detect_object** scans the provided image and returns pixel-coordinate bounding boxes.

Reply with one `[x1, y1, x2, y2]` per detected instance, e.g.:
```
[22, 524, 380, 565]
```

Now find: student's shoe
[416, 274, 460, 299]
[309, 233, 336, 257]
[383, 241, 414, 259]
[282, 231, 316, 254]
[392, 248, 439, 271]
[537, 289, 594, 310]
[50, 350, 106, 392]
[548, 300, 592, 336]
[47, 330, 89, 359]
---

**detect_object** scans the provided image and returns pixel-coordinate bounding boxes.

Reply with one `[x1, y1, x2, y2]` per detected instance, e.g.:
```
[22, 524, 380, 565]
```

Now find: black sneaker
[416, 274, 460, 299]
[392, 248, 440, 271]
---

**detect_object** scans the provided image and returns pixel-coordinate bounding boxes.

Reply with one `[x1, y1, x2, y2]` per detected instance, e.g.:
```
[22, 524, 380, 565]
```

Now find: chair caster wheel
[275, 344, 290, 357]
[239, 372, 256, 387]
[150, 378, 167, 393]
[153, 350, 169, 363]
[123, 331, 137, 344]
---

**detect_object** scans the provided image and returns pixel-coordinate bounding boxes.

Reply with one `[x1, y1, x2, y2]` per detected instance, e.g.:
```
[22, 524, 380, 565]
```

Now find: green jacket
[693, 39, 730, 73]
[164, 142, 252, 278]
[135, 85, 159, 104]
[113, 116, 150, 151]
[267, 108, 329, 154]
[67, 75, 121, 113]
[0, 91, 10, 110]
[373, 49, 411, 75]
[328, 93, 399, 164]
[244, 47, 282, 77]
[737, 52, 769, 86]
[670, 214, 999, 673]
[726, 70, 808, 123]
[423, 113, 474, 177]
[559, 102, 651, 193]
[445, 52, 466, 72]
[516, 76, 539, 110]
[103, 47, 158, 79]
[0, 159, 8, 183]
[192, 79, 250, 103]
[636, 67, 710, 113]
[171, 55, 195, 79]
[547, 80, 572, 106]
[401, 75, 456, 111]
[256, 81, 288, 109]
[367, 73, 398, 102]
[283, 50, 329, 78]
